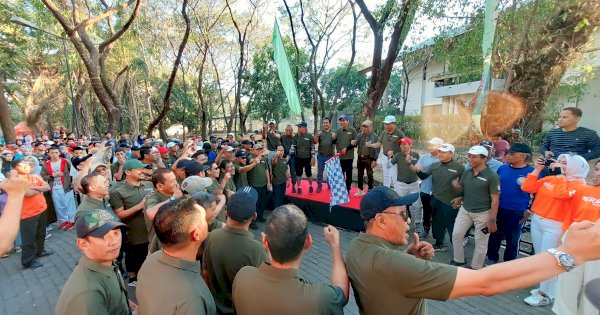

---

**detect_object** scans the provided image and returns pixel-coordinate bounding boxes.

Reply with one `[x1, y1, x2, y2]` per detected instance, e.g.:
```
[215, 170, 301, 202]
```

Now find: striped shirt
[540, 127, 600, 160]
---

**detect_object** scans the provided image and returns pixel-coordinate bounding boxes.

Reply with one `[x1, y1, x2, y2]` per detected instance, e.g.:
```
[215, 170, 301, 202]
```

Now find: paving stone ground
[1, 213, 554, 315]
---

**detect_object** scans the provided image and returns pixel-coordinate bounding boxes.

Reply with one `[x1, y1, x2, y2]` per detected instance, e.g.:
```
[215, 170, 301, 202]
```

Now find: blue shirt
[416, 153, 439, 194]
[497, 164, 534, 211]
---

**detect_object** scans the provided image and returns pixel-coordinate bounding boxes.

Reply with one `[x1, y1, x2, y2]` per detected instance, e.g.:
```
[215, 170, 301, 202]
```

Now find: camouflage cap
[75, 209, 127, 238]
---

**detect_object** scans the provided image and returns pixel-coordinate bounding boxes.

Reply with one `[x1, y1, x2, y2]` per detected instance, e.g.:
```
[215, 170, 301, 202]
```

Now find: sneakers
[484, 257, 497, 267]
[37, 250, 54, 258]
[297, 187, 303, 195]
[65, 222, 75, 230]
[23, 260, 44, 269]
[15, 246, 22, 253]
[529, 288, 540, 296]
[417, 229, 430, 239]
[291, 186, 296, 194]
[524, 293, 551, 306]
[462, 238, 469, 246]
[309, 186, 314, 194]
[316, 186, 322, 193]
[128, 279, 138, 287]
[354, 189, 364, 197]
[449, 260, 466, 266]
[45, 232, 53, 240]
[57, 222, 69, 230]
[433, 244, 447, 252]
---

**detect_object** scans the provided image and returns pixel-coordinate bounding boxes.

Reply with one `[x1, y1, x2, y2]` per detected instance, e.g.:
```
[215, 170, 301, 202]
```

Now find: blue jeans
[486, 208, 525, 262]
[317, 153, 331, 186]
[272, 182, 286, 209]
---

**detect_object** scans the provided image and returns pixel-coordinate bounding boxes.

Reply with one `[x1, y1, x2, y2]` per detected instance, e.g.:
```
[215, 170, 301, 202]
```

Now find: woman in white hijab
[25, 155, 42, 176]
[521, 153, 589, 306]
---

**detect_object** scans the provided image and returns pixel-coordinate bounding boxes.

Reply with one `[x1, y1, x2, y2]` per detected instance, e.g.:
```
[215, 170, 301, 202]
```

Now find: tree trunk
[0, 74, 16, 142]
[197, 45, 209, 139]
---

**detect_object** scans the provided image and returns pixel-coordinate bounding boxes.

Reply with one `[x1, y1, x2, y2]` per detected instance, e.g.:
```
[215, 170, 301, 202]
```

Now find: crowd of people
[0, 106, 599, 314]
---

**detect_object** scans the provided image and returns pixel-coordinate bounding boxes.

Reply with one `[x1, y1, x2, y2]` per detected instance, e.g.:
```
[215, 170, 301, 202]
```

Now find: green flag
[473, 0, 499, 134]
[273, 20, 302, 116]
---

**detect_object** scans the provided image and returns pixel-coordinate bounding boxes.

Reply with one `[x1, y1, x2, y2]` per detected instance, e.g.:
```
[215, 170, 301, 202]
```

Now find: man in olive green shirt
[271, 145, 289, 208]
[348, 186, 600, 315]
[262, 119, 282, 151]
[246, 143, 270, 229]
[416, 143, 465, 251]
[109, 159, 154, 285]
[76, 173, 117, 220]
[371, 115, 406, 188]
[355, 120, 378, 197]
[232, 204, 349, 315]
[233, 150, 260, 189]
[203, 187, 269, 315]
[315, 118, 336, 193]
[137, 197, 216, 315]
[281, 124, 297, 189]
[387, 137, 422, 226]
[451, 146, 500, 270]
[144, 168, 182, 254]
[289, 121, 315, 194]
[56, 209, 131, 315]
[335, 114, 357, 192]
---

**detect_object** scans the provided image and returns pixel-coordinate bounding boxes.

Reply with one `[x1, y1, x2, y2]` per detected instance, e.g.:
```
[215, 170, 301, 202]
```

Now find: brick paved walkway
[1, 214, 554, 315]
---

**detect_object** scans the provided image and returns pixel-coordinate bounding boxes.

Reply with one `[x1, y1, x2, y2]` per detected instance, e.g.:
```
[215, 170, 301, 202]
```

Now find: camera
[540, 157, 562, 176]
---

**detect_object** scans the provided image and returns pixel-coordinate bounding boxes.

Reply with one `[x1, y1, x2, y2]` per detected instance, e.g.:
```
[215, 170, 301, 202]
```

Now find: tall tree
[356, 0, 416, 119]
[41, 0, 142, 132]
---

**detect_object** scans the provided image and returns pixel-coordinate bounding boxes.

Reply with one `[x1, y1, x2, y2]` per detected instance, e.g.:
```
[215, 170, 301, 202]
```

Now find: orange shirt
[21, 175, 49, 219]
[521, 174, 584, 222]
[563, 185, 600, 230]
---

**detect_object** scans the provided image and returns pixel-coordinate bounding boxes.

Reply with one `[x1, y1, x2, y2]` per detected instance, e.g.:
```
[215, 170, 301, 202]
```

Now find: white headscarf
[25, 155, 42, 176]
[557, 153, 589, 182]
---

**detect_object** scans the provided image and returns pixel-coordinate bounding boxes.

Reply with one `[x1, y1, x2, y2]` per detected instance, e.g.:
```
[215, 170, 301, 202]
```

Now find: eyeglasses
[382, 210, 409, 221]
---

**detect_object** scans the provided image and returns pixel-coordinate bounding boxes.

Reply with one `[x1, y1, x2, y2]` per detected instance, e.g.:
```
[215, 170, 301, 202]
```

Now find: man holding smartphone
[450, 146, 500, 270]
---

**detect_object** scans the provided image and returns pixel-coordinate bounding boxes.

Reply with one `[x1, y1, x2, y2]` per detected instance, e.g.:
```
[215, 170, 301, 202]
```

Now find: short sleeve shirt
[246, 154, 268, 188]
[203, 226, 268, 314]
[206, 178, 220, 195]
[56, 256, 129, 315]
[317, 130, 335, 157]
[428, 160, 465, 206]
[346, 233, 457, 315]
[266, 130, 282, 151]
[21, 175, 49, 219]
[143, 190, 169, 243]
[293, 133, 314, 158]
[232, 263, 346, 315]
[379, 129, 405, 156]
[391, 151, 420, 183]
[460, 167, 501, 213]
[271, 158, 288, 185]
[137, 251, 216, 315]
[357, 132, 378, 158]
[109, 181, 154, 245]
[281, 135, 295, 156]
[335, 127, 357, 160]
[233, 162, 249, 188]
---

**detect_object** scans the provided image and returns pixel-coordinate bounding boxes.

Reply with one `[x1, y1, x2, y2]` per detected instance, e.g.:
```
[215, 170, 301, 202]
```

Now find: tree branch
[99, 0, 142, 52]
[73, 0, 136, 32]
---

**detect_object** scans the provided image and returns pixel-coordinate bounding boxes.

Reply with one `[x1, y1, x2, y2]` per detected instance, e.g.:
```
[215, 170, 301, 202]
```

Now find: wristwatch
[489, 218, 497, 223]
[547, 248, 576, 271]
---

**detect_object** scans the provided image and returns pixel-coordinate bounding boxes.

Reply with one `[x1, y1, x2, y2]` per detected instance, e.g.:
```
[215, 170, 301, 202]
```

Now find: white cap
[267, 119, 276, 125]
[468, 145, 489, 157]
[181, 176, 213, 194]
[383, 115, 396, 124]
[166, 142, 178, 149]
[438, 143, 455, 153]
[225, 146, 234, 152]
[427, 137, 444, 145]
[228, 132, 235, 136]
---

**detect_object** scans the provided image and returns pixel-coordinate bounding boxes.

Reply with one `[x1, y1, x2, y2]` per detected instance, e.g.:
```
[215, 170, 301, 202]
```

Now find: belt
[400, 180, 417, 184]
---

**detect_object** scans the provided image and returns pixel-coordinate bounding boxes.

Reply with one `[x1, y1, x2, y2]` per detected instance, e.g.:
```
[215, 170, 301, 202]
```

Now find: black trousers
[431, 197, 458, 245]
[124, 242, 149, 275]
[20, 211, 47, 266]
[357, 158, 374, 190]
[340, 159, 354, 192]
[253, 185, 268, 220]
[420, 193, 433, 230]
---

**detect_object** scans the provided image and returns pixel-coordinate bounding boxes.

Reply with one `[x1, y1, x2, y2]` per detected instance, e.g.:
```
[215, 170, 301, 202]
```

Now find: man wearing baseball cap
[416, 143, 465, 251]
[289, 121, 316, 194]
[315, 118, 336, 193]
[335, 114, 357, 192]
[262, 119, 282, 152]
[370, 115, 406, 189]
[354, 120, 379, 197]
[465, 140, 503, 173]
[414, 137, 444, 238]
[109, 158, 154, 286]
[246, 143, 270, 229]
[56, 209, 132, 315]
[181, 175, 213, 195]
[202, 187, 269, 314]
[450, 146, 500, 270]
[346, 186, 600, 314]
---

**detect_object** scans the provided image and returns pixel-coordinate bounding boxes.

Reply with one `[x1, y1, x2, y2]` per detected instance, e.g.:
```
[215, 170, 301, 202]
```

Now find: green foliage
[321, 63, 368, 113]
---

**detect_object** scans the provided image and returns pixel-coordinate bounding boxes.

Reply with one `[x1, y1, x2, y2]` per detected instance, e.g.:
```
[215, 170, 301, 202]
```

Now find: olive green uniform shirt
[109, 181, 154, 245]
[246, 154, 268, 187]
[291, 132, 315, 159]
[460, 166, 500, 213]
[427, 160, 465, 207]
[232, 262, 346, 315]
[203, 226, 268, 314]
[56, 256, 129, 315]
[390, 151, 420, 183]
[219, 174, 236, 193]
[143, 190, 170, 246]
[356, 132, 379, 160]
[281, 135, 295, 156]
[378, 129, 405, 156]
[76, 195, 117, 221]
[265, 130, 282, 151]
[137, 251, 216, 315]
[111, 162, 124, 182]
[335, 127, 357, 160]
[346, 233, 457, 315]
[166, 153, 178, 169]
[271, 158, 288, 185]
[317, 130, 335, 157]
[233, 162, 249, 188]
[206, 178, 220, 194]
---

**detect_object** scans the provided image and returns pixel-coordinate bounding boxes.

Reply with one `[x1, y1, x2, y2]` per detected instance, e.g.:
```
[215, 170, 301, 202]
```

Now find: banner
[272, 20, 302, 116]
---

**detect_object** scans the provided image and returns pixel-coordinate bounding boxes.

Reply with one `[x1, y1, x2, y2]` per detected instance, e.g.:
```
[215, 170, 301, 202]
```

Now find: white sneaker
[128, 281, 137, 287]
[524, 293, 550, 306]
[529, 288, 539, 296]
[354, 190, 364, 197]
[462, 238, 469, 246]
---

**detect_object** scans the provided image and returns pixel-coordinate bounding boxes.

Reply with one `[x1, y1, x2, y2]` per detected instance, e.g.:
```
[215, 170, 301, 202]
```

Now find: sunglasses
[382, 210, 409, 221]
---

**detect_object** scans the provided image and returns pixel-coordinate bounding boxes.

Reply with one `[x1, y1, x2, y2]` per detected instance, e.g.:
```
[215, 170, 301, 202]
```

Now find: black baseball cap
[507, 143, 531, 154]
[185, 161, 204, 177]
[131, 145, 141, 151]
[227, 187, 259, 221]
[235, 151, 247, 158]
[297, 121, 308, 128]
[175, 158, 192, 169]
[71, 154, 93, 168]
[359, 187, 419, 221]
[241, 140, 251, 145]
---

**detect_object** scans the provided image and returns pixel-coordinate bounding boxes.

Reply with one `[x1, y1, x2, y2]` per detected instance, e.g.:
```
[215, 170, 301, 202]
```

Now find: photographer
[520, 153, 589, 306]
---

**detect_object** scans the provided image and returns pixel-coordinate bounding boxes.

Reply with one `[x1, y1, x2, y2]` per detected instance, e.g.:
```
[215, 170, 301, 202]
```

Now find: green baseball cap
[123, 159, 148, 171]
[75, 209, 126, 238]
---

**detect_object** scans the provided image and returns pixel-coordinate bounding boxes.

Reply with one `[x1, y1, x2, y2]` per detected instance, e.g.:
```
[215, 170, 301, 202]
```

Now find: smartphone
[481, 227, 489, 234]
